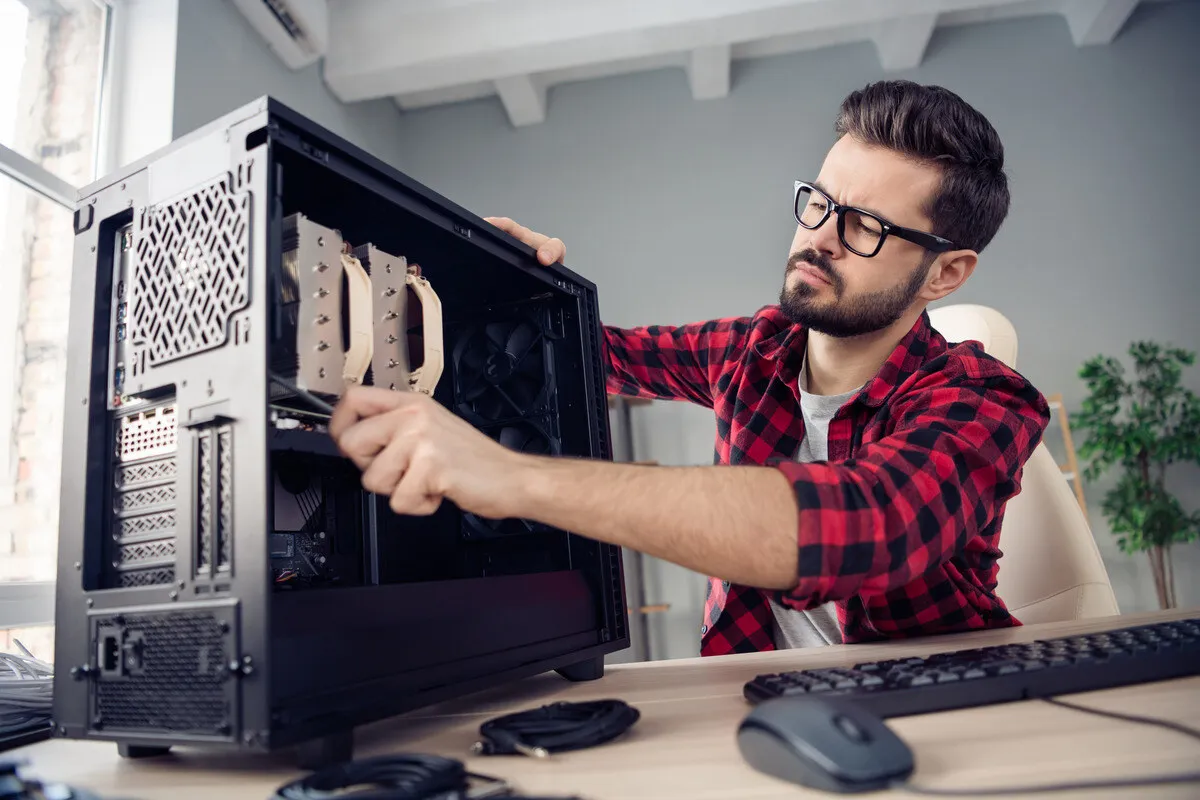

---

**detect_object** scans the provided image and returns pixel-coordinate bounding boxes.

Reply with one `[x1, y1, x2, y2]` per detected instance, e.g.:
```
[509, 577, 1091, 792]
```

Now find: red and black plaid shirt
[603, 306, 1050, 656]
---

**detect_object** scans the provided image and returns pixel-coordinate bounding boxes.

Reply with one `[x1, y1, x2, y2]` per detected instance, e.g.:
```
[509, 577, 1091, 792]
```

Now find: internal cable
[896, 696, 1200, 795]
[268, 371, 335, 416]
[472, 699, 640, 758]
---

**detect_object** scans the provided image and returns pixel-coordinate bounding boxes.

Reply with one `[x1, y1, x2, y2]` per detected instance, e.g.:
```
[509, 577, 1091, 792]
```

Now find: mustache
[787, 249, 842, 290]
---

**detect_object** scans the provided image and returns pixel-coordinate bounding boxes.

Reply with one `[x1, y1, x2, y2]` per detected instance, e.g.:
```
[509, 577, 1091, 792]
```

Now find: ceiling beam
[323, 0, 1060, 103]
[1062, 0, 1140, 46]
[872, 13, 938, 71]
[688, 44, 731, 100]
[494, 75, 546, 127]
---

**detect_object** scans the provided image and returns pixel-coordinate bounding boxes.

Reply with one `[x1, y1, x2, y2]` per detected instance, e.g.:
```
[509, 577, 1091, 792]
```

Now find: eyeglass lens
[795, 185, 885, 256]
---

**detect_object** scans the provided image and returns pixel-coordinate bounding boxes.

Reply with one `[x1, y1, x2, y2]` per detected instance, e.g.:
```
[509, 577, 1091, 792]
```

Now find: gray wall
[171, 0, 408, 170]
[166, 0, 1200, 659]
[390, 3, 1200, 656]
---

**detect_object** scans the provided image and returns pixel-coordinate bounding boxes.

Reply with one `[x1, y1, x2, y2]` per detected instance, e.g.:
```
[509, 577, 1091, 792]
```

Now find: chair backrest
[927, 304, 1119, 623]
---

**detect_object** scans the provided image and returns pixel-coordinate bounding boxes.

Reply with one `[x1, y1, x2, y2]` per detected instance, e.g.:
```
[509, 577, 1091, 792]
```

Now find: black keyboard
[744, 617, 1200, 718]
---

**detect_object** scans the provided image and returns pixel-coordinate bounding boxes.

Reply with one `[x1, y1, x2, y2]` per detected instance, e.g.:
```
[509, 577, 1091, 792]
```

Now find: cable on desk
[272, 753, 508, 800]
[0, 641, 53, 741]
[270, 752, 588, 800]
[1040, 695, 1200, 742]
[472, 699, 640, 758]
[895, 695, 1200, 795]
[0, 760, 114, 800]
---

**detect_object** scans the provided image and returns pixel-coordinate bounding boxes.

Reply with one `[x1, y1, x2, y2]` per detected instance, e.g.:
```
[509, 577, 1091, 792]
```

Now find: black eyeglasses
[793, 180, 955, 258]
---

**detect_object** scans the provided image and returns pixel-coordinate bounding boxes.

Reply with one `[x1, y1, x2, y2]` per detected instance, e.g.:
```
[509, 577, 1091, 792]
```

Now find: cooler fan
[462, 420, 557, 539]
[453, 318, 550, 420]
[496, 422, 553, 455]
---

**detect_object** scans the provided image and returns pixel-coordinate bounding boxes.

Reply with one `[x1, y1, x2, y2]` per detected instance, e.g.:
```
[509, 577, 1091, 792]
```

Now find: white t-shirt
[769, 359, 861, 648]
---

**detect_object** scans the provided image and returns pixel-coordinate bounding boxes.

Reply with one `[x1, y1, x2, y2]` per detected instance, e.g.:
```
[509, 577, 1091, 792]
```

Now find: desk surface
[10, 609, 1200, 799]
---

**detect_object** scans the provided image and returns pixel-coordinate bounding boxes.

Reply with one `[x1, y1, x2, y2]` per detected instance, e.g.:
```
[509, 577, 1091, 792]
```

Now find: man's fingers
[335, 407, 409, 471]
[484, 216, 538, 241]
[360, 430, 412, 497]
[328, 385, 411, 442]
[389, 451, 443, 517]
[537, 237, 565, 265]
[483, 217, 564, 264]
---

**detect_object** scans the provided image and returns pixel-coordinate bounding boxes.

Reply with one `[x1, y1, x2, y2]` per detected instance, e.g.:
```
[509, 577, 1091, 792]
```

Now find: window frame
[0, 0, 116, 632]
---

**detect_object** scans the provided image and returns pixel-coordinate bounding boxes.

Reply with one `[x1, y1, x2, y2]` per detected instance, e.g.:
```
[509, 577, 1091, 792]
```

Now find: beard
[778, 248, 932, 338]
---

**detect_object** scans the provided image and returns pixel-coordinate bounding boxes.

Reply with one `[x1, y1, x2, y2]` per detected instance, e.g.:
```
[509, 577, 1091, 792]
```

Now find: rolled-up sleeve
[603, 316, 751, 408]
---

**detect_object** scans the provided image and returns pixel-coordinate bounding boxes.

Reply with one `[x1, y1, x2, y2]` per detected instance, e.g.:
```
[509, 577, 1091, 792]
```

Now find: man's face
[780, 135, 945, 338]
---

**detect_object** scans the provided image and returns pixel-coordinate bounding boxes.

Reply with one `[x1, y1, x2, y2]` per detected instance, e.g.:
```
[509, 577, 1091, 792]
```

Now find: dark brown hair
[835, 80, 1010, 253]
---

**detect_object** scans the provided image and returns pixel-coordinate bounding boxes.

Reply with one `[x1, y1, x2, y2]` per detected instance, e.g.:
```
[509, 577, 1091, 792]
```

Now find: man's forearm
[511, 457, 800, 590]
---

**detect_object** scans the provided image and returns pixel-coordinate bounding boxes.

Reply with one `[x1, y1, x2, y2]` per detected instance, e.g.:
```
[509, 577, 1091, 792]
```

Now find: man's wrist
[500, 450, 555, 519]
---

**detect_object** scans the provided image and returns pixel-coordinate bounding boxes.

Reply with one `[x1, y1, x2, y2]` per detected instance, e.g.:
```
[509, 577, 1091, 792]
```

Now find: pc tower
[52, 97, 628, 762]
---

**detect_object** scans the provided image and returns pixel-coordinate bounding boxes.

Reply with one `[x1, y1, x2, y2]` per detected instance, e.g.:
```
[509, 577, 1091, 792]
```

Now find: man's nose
[805, 213, 844, 258]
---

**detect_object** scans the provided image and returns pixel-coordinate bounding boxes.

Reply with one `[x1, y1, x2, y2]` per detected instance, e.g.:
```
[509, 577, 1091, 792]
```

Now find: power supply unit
[52, 96, 628, 764]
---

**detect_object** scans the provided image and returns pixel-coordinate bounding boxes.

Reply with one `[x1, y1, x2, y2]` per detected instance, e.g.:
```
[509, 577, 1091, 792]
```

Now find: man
[328, 80, 1050, 656]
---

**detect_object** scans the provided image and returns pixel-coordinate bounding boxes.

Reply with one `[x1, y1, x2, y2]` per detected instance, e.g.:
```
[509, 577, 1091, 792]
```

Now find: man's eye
[809, 202, 827, 213]
[856, 220, 881, 237]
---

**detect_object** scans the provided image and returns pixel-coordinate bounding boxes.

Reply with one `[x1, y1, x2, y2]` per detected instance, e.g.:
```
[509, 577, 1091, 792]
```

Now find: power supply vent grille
[130, 174, 250, 366]
[92, 611, 234, 737]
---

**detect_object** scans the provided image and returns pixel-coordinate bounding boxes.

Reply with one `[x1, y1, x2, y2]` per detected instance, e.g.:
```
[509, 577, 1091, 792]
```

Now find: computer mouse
[737, 695, 914, 794]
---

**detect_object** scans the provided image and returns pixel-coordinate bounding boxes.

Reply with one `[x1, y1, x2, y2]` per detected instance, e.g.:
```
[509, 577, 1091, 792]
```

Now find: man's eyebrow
[810, 180, 892, 222]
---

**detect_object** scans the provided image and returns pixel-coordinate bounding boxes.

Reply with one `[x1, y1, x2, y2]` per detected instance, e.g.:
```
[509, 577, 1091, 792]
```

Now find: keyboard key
[743, 617, 1200, 719]
[985, 662, 1022, 676]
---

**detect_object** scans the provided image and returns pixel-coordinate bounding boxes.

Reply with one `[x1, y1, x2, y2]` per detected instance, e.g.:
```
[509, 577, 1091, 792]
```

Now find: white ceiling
[295, 0, 1161, 127]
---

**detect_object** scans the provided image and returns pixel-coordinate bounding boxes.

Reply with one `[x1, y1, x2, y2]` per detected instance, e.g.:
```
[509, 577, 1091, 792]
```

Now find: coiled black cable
[472, 700, 640, 758]
[272, 753, 506, 800]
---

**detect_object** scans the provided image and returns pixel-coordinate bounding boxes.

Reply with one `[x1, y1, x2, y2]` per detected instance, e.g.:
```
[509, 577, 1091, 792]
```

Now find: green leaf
[1073, 340, 1198, 556]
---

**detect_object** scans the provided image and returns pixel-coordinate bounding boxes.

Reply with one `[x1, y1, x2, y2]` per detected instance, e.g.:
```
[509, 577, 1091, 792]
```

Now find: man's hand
[328, 385, 528, 519]
[484, 217, 566, 266]
[328, 386, 800, 589]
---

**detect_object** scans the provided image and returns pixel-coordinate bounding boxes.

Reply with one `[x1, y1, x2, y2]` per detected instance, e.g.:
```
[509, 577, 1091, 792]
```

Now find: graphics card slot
[103, 398, 180, 590]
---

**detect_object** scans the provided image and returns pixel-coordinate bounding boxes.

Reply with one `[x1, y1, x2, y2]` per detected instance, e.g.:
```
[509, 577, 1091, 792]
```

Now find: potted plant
[1071, 342, 1200, 609]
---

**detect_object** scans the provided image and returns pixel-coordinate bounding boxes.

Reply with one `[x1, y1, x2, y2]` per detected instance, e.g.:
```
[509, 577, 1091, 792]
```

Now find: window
[0, 0, 104, 187]
[0, 0, 110, 662]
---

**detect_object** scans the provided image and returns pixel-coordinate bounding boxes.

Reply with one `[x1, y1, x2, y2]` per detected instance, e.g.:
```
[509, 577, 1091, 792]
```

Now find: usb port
[116, 323, 126, 341]
[117, 302, 126, 322]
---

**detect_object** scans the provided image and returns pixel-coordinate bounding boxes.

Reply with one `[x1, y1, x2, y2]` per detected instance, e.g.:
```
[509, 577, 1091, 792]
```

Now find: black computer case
[52, 97, 628, 761]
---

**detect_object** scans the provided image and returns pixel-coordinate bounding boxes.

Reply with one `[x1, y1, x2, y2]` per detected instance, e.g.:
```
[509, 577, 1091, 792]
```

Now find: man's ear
[921, 249, 978, 302]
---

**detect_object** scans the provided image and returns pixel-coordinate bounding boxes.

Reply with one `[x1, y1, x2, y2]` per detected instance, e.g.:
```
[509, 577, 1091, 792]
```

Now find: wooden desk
[10, 610, 1200, 799]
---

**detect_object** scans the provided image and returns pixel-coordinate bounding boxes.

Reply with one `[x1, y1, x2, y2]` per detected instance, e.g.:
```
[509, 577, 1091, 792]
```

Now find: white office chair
[927, 304, 1120, 624]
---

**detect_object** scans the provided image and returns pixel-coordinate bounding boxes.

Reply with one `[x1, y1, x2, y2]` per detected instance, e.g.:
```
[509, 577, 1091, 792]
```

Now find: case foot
[117, 744, 171, 759]
[296, 729, 355, 770]
[556, 655, 605, 682]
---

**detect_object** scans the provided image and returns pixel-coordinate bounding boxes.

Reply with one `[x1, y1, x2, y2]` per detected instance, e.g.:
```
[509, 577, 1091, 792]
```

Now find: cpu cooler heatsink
[280, 213, 444, 402]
